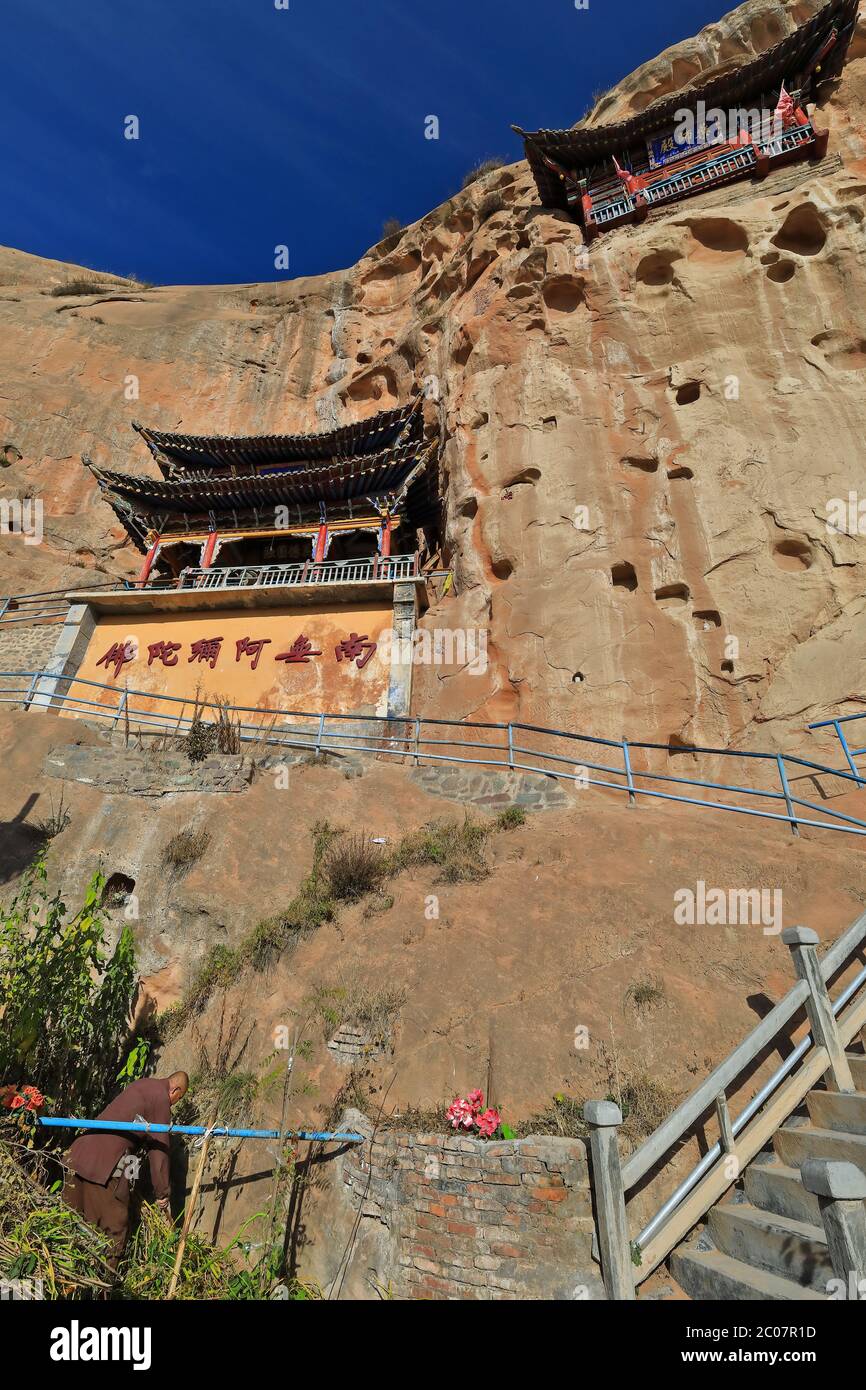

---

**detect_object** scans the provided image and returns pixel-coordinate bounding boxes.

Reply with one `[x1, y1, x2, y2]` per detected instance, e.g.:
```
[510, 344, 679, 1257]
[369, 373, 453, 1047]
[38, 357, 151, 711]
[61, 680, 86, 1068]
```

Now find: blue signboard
[647, 125, 710, 170]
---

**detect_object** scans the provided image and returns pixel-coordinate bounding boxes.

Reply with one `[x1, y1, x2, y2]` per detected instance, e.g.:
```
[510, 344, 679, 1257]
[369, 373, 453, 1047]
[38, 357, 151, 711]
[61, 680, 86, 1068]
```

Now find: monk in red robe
[64, 1072, 188, 1269]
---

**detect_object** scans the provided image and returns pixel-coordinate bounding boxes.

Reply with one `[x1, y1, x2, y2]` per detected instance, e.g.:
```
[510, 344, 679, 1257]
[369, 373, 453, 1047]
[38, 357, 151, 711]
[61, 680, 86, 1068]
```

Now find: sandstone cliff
[1, 0, 865, 760]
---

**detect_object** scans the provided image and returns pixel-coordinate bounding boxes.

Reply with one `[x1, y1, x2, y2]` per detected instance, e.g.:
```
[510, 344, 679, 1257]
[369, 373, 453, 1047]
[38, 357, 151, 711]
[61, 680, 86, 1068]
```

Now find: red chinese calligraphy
[96, 642, 135, 680]
[235, 636, 272, 671]
[335, 632, 377, 670]
[275, 634, 322, 664]
[188, 637, 223, 670]
[148, 640, 181, 667]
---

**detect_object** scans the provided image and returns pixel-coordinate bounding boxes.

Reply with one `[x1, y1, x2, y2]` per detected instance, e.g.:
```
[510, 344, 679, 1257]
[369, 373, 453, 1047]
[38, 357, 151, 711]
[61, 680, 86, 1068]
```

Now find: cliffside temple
[40, 402, 441, 723]
[514, 0, 859, 240]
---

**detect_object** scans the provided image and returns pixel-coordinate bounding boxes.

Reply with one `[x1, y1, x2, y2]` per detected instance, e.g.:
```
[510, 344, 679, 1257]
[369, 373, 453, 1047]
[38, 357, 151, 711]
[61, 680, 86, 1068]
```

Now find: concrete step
[671, 1247, 825, 1302]
[808, 1089, 866, 1135]
[776, 1123, 866, 1176]
[708, 1202, 832, 1290]
[743, 1161, 822, 1226]
[847, 1054, 866, 1090]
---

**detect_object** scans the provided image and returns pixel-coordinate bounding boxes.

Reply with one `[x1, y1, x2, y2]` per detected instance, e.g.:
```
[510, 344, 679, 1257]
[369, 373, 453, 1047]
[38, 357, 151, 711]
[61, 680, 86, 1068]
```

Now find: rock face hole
[636, 252, 676, 287]
[772, 539, 813, 571]
[102, 873, 136, 909]
[693, 609, 722, 628]
[766, 260, 797, 283]
[492, 558, 514, 580]
[675, 381, 702, 406]
[612, 562, 638, 592]
[654, 583, 690, 607]
[771, 203, 827, 257]
[687, 217, 749, 254]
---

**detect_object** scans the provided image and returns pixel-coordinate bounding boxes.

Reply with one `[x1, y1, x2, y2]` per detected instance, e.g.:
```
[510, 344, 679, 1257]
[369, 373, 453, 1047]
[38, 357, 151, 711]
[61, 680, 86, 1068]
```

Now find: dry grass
[625, 977, 667, 1012]
[322, 833, 387, 901]
[49, 278, 112, 297]
[162, 826, 211, 872]
[389, 814, 491, 884]
[461, 156, 506, 189]
[307, 977, 407, 1049]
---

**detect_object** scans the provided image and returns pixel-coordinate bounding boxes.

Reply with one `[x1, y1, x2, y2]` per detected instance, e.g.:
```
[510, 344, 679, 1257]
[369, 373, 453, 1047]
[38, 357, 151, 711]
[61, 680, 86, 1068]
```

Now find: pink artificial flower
[475, 1108, 501, 1139]
[466, 1089, 484, 1112]
[446, 1097, 475, 1131]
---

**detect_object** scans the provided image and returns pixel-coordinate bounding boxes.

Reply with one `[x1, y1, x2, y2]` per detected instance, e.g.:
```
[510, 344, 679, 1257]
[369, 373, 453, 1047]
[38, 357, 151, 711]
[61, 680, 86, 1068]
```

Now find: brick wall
[314, 1108, 604, 1300]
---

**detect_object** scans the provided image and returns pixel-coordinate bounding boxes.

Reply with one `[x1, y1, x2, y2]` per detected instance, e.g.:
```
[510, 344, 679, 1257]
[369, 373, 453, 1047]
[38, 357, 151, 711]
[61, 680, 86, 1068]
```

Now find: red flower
[475, 1108, 501, 1138]
[446, 1097, 476, 1131]
[10, 1095, 25, 1110]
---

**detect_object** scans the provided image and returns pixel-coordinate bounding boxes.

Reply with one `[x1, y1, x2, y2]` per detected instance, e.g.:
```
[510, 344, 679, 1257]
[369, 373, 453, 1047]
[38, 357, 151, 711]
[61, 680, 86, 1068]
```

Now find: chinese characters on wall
[95, 632, 378, 681]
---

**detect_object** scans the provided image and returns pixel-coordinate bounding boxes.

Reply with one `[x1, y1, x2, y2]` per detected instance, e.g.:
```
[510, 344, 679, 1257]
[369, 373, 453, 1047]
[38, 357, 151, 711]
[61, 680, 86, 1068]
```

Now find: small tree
[0, 862, 141, 1133]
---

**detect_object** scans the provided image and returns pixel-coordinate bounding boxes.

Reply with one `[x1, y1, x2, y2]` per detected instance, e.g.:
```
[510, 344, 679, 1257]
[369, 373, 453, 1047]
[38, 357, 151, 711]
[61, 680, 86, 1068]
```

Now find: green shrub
[0, 862, 140, 1126]
[390, 815, 491, 883]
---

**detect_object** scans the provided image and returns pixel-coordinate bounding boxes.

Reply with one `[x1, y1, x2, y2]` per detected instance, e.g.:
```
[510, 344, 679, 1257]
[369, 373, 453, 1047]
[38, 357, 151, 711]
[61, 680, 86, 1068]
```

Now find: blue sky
[4, 0, 726, 285]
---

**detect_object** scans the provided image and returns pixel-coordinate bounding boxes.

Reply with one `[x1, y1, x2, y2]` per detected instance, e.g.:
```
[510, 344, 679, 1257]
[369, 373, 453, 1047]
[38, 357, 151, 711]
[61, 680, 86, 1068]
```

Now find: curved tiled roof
[515, 0, 858, 209]
[132, 399, 423, 470]
[90, 440, 432, 514]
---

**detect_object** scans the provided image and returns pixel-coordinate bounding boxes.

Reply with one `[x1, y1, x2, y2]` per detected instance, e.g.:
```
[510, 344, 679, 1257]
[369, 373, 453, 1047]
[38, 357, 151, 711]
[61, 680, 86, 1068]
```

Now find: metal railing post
[584, 1101, 635, 1301]
[623, 738, 637, 806]
[833, 720, 863, 787]
[783, 927, 855, 1094]
[507, 724, 514, 771]
[113, 690, 127, 731]
[23, 672, 39, 710]
[413, 716, 421, 767]
[0, 597, 9, 624]
[315, 712, 326, 756]
[776, 754, 800, 836]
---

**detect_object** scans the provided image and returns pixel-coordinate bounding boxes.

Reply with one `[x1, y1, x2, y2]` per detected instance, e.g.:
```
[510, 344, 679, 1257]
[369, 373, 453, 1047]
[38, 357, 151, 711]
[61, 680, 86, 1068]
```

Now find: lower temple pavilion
[43, 401, 441, 724]
[514, 0, 858, 240]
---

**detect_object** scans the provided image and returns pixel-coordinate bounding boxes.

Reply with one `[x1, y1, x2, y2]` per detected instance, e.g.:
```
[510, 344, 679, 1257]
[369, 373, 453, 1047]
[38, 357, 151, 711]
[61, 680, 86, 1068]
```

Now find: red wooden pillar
[138, 534, 161, 587]
[200, 532, 219, 569]
[381, 517, 392, 558]
[314, 524, 328, 564]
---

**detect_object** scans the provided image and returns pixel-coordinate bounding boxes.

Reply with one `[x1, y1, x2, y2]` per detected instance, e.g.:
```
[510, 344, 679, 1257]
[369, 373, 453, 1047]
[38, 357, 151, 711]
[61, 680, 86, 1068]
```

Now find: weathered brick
[447, 1220, 478, 1237]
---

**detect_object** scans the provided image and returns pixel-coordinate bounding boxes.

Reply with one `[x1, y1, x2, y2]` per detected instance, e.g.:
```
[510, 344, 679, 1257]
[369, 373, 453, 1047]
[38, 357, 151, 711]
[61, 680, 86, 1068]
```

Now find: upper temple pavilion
[513, 0, 858, 241]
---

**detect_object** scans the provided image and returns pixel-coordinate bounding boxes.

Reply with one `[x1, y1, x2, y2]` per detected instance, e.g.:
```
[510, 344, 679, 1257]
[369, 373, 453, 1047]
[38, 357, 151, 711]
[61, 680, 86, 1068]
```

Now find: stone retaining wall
[309, 1108, 603, 1300]
[409, 763, 576, 813]
[0, 623, 60, 674]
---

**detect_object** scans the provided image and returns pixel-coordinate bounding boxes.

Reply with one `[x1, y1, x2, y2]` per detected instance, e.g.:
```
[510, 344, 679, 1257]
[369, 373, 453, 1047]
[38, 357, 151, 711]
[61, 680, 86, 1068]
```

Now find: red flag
[774, 83, 795, 126]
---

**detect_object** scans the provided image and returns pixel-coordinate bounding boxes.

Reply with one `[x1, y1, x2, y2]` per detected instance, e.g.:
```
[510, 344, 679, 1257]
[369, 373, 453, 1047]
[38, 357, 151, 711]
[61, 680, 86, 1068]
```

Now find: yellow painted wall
[69, 600, 394, 722]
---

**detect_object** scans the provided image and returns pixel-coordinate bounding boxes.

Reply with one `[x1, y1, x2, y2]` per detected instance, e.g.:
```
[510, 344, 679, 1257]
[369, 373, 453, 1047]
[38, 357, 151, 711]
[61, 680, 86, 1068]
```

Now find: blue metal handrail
[808, 711, 866, 786]
[3, 668, 866, 839]
[38, 1117, 362, 1143]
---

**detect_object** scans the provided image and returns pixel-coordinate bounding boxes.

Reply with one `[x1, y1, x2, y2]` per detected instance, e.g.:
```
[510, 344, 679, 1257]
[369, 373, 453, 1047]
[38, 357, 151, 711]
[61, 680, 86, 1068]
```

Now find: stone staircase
[671, 1043, 866, 1300]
